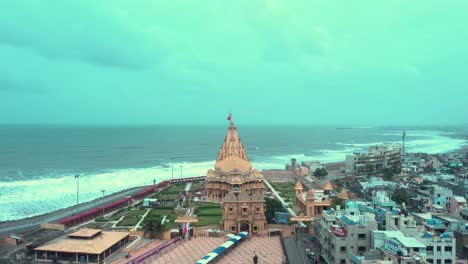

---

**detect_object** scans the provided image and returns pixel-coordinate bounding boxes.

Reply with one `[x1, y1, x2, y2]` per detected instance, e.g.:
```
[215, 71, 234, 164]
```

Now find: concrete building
[34, 228, 129, 264]
[372, 191, 397, 211]
[432, 186, 453, 211]
[346, 144, 402, 175]
[372, 230, 427, 264]
[204, 118, 266, 234]
[315, 201, 378, 264]
[449, 196, 466, 214]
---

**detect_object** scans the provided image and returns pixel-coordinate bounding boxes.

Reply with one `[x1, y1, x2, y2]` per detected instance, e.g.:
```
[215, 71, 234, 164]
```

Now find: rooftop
[68, 228, 102, 238]
[35, 230, 130, 254]
[379, 230, 426, 248]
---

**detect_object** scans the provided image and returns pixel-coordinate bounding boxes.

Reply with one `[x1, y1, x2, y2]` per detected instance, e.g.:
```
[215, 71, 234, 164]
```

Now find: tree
[383, 168, 394, 181]
[265, 197, 286, 223]
[314, 168, 328, 178]
[391, 193, 405, 205]
[331, 197, 345, 209]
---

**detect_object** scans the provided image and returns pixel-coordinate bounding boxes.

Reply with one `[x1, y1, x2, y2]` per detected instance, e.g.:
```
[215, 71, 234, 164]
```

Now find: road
[0, 186, 148, 236]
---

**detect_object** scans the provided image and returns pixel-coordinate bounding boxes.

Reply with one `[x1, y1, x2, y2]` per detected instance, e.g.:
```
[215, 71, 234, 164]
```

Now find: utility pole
[101, 189, 106, 216]
[74, 174, 80, 214]
[402, 130, 406, 156]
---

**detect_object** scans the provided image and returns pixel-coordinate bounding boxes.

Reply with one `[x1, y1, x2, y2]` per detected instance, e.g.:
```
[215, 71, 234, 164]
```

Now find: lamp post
[74, 175, 80, 205]
[180, 165, 183, 179]
[101, 190, 106, 216]
[74, 174, 80, 214]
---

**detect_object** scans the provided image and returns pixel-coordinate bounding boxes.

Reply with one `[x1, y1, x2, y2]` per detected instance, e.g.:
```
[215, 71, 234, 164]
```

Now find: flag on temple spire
[227, 113, 232, 121]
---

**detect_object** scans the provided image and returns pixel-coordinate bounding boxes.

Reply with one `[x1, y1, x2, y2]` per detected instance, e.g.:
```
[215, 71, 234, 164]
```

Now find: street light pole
[74, 175, 80, 205]
[101, 189, 106, 216]
[172, 163, 174, 180]
[74, 174, 80, 215]
[180, 165, 183, 179]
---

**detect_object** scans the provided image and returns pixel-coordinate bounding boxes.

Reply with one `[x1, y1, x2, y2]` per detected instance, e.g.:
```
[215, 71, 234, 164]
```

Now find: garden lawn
[117, 216, 141, 226]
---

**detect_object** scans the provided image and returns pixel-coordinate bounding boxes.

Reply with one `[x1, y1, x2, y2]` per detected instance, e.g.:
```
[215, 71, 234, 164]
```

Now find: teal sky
[1, 0, 467, 126]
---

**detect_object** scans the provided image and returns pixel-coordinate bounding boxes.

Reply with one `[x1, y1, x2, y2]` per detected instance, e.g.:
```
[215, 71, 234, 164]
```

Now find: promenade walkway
[0, 186, 147, 236]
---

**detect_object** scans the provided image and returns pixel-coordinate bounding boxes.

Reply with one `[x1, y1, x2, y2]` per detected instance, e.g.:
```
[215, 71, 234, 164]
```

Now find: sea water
[0, 125, 466, 221]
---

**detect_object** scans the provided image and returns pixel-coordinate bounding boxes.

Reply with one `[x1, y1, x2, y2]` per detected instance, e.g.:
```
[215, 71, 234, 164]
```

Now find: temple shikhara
[204, 116, 266, 234]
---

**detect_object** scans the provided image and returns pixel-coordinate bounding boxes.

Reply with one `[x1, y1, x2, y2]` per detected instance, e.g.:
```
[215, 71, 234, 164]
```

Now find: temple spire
[215, 115, 251, 173]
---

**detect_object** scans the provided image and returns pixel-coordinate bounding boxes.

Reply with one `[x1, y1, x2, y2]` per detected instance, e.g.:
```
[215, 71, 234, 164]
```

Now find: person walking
[253, 253, 258, 264]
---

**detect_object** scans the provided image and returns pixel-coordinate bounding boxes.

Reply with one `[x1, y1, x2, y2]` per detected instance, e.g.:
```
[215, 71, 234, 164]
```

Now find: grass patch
[148, 209, 173, 217]
[271, 182, 295, 192]
[117, 216, 141, 226]
[197, 207, 222, 216]
[95, 216, 107, 222]
[196, 202, 221, 208]
[126, 209, 147, 217]
[195, 215, 221, 226]
[271, 182, 296, 201]
[194, 203, 222, 227]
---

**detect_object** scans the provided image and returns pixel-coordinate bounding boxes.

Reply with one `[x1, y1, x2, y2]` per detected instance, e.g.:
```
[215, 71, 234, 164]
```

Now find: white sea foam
[1, 130, 466, 221]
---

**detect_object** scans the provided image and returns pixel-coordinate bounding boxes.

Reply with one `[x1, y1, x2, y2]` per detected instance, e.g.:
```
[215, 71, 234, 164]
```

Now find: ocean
[0, 124, 467, 221]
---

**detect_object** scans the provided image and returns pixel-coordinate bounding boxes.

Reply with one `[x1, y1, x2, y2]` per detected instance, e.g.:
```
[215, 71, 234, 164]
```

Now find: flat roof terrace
[34, 229, 130, 263]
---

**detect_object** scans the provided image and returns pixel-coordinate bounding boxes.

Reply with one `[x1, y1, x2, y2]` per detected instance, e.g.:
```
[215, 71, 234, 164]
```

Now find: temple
[294, 180, 333, 218]
[204, 117, 266, 234]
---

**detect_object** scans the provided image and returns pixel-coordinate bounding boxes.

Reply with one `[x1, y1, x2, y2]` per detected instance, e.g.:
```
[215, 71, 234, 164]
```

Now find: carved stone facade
[295, 181, 332, 218]
[204, 119, 266, 234]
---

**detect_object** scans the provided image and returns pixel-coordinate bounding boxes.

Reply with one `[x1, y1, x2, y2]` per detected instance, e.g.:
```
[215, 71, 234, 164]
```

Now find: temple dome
[216, 156, 251, 173]
[306, 189, 316, 200]
[323, 181, 333, 191]
[295, 181, 303, 190]
[339, 189, 350, 200]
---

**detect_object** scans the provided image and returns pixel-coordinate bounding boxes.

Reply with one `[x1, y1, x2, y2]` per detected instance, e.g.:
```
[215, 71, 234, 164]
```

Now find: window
[341, 259, 346, 264]
[444, 260, 452, 264]
[358, 246, 366, 252]
[229, 208, 233, 212]
[382, 220, 386, 226]
[427, 259, 433, 263]
[256, 207, 260, 212]
[427, 246, 433, 252]
[231, 226, 236, 232]
[436, 260, 441, 264]
[340, 247, 346, 253]
[358, 234, 366, 239]
[444, 246, 452, 252]
[437, 194, 441, 197]
[437, 246, 441, 252]
[242, 208, 247, 213]
[413, 248, 419, 252]
[253, 226, 258, 231]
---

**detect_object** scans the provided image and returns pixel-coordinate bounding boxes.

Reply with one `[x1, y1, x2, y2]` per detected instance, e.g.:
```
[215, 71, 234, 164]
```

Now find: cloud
[0, 1, 164, 70]
[0, 75, 46, 94]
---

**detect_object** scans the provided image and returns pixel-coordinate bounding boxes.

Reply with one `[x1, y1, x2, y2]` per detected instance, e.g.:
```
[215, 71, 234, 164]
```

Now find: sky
[0, 0, 467, 126]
